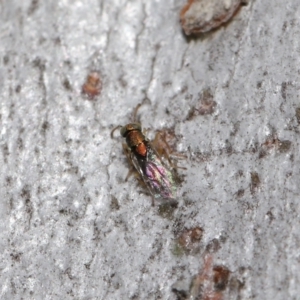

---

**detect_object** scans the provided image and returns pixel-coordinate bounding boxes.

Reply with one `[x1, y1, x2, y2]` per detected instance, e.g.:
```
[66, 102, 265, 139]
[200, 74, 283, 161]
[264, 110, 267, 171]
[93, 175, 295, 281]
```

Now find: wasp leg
[122, 143, 134, 170]
[123, 163, 147, 186]
[124, 167, 136, 182]
[124, 166, 154, 205]
[133, 103, 143, 123]
[152, 131, 187, 170]
[132, 98, 151, 122]
[110, 125, 122, 138]
[125, 165, 153, 203]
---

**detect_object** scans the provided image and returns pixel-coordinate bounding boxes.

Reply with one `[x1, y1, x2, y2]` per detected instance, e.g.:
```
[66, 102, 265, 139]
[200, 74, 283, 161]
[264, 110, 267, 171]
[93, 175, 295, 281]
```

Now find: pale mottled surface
[0, 0, 300, 299]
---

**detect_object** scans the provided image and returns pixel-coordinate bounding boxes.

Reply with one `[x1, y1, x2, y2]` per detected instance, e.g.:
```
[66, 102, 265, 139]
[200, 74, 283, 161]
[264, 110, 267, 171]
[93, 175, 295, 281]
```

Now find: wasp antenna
[133, 103, 143, 123]
[110, 125, 122, 139]
[133, 98, 151, 122]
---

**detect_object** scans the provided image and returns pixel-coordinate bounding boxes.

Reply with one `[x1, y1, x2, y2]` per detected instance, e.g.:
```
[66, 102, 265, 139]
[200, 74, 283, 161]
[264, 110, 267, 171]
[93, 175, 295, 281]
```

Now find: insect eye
[120, 126, 127, 137]
[120, 123, 141, 137]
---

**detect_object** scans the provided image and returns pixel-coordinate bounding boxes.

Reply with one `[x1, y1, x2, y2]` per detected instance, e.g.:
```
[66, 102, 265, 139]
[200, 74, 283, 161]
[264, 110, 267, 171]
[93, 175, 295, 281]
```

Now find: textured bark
[0, 0, 299, 299]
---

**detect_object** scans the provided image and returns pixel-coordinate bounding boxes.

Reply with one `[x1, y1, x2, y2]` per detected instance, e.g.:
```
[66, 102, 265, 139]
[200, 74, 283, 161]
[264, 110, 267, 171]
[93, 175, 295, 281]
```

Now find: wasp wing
[130, 142, 177, 200]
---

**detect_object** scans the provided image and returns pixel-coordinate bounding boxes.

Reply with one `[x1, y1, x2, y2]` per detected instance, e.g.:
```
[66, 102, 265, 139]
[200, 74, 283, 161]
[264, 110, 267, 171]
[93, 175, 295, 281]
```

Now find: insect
[112, 121, 178, 203]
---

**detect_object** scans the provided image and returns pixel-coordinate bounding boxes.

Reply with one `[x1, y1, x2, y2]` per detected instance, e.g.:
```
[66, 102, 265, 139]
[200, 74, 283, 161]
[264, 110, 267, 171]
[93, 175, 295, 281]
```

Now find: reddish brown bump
[187, 89, 216, 120]
[250, 172, 260, 194]
[197, 90, 216, 115]
[180, 0, 248, 35]
[190, 255, 225, 300]
[213, 266, 230, 291]
[260, 135, 292, 156]
[177, 227, 203, 252]
[82, 71, 102, 99]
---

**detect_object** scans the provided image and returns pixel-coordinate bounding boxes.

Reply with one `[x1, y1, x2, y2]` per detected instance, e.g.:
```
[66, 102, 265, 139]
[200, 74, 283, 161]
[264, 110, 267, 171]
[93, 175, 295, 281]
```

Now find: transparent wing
[130, 142, 177, 200]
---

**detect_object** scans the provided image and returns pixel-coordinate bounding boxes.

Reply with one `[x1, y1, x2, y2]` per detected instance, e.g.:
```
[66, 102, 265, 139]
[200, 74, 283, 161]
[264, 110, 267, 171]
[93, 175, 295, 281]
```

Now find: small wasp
[111, 110, 179, 203]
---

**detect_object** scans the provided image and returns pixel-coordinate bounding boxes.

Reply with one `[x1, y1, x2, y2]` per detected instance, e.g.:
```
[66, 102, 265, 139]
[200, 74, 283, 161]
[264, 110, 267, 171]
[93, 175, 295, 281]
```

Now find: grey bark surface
[0, 0, 299, 299]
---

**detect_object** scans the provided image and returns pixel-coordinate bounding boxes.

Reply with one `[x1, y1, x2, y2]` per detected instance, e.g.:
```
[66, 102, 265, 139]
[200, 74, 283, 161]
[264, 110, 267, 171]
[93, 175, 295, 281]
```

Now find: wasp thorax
[127, 130, 145, 149]
[120, 123, 146, 151]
